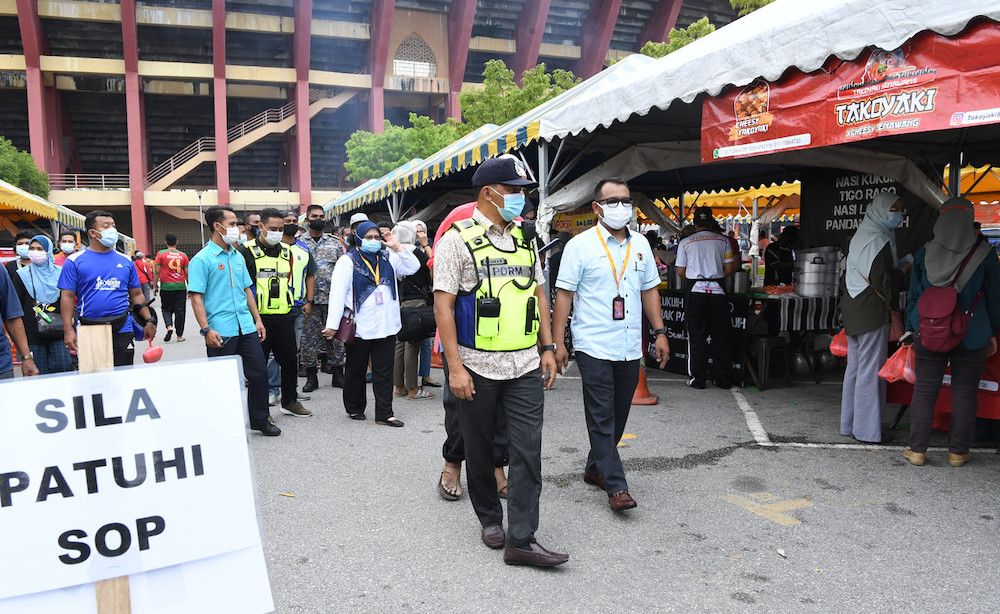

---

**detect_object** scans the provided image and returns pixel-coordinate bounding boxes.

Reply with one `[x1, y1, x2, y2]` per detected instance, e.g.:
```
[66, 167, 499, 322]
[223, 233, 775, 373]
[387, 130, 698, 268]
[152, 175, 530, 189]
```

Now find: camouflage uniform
[299, 232, 345, 367]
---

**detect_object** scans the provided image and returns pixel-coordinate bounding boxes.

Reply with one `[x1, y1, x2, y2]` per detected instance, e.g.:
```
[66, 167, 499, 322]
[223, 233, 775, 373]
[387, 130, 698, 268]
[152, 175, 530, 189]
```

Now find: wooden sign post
[77, 325, 131, 614]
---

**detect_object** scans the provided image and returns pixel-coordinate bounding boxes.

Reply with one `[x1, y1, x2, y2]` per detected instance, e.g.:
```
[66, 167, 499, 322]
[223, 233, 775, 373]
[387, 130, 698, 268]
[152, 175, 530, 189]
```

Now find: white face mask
[264, 230, 283, 246]
[599, 203, 633, 230]
[219, 225, 240, 245]
[60, 242, 76, 253]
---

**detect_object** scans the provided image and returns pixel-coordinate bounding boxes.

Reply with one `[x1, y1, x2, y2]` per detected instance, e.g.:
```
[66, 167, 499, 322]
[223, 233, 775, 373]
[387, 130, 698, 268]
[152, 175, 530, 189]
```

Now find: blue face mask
[96, 228, 118, 248]
[489, 187, 526, 222]
[884, 211, 903, 230]
[15, 244, 29, 258]
[360, 238, 382, 254]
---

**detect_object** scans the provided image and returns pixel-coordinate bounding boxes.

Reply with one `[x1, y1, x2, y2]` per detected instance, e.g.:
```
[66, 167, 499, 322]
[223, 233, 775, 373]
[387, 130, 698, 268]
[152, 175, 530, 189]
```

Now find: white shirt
[676, 231, 735, 294]
[325, 249, 419, 340]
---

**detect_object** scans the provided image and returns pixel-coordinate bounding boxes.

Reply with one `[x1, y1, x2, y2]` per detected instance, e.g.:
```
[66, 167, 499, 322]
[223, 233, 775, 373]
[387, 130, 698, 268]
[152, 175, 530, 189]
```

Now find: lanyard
[597, 228, 631, 295]
[360, 254, 379, 283]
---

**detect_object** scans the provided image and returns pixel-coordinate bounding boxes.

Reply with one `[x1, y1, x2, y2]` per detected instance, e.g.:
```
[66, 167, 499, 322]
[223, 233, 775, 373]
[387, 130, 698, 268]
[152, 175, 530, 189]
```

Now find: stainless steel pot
[726, 270, 749, 294]
[794, 247, 840, 296]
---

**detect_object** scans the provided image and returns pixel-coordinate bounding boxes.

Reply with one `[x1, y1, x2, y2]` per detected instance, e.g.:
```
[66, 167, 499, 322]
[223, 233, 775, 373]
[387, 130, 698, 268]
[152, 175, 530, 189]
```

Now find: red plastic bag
[142, 339, 163, 364]
[830, 329, 848, 357]
[878, 344, 916, 383]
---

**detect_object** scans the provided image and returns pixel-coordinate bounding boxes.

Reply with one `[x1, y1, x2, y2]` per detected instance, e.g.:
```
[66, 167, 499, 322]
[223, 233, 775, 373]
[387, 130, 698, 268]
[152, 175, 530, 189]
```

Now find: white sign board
[0, 358, 273, 612]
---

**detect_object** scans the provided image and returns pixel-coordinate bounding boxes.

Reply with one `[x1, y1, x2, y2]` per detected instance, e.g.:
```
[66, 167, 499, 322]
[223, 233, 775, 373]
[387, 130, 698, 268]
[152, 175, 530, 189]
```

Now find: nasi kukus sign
[0, 358, 265, 604]
[799, 169, 938, 257]
[702, 20, 1000, 161]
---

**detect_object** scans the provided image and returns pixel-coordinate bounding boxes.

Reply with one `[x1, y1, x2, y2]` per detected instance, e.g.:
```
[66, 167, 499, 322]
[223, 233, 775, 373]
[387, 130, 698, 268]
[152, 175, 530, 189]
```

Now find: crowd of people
[3, 155, 1000, 567]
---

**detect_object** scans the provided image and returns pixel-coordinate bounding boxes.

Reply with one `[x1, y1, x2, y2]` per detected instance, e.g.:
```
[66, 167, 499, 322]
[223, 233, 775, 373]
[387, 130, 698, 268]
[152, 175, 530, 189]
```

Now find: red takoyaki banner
[701, 20, 1000, 162]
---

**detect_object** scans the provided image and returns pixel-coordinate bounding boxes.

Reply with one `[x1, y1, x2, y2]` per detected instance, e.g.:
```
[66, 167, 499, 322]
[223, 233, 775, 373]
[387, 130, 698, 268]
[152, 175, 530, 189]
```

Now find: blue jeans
[418, 337, 433, 378]
[30, 340, 74, 374]
[268, 307, 304, 395]
[207, 333, 269, 423]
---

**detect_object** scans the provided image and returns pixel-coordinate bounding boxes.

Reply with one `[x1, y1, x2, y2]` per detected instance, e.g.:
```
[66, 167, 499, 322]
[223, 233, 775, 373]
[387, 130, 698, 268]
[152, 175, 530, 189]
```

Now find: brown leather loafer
[503, 542, 569, 567]
[583, 471, 606, 490]
[609, 490, 637, 511]
[481, 524, 505, 549]
[903, 449, 925, 466]
[949, 452, 972, 467]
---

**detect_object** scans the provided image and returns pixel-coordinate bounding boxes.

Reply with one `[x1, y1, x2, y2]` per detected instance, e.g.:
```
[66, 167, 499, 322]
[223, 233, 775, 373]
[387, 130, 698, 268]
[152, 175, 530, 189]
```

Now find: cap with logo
[472, 155, 536, 187]
[693, 206, 714, 225]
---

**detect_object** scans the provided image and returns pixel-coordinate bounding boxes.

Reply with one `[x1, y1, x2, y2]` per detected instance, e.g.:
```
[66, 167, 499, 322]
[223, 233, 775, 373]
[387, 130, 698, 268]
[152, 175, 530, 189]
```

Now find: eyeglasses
[596, 197, 633, 208]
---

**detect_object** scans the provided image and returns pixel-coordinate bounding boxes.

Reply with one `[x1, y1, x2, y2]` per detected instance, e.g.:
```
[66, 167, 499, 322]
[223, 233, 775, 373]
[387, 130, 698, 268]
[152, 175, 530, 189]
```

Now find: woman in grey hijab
[902, 197, 1000, 467]
[840, 192, 906, 444]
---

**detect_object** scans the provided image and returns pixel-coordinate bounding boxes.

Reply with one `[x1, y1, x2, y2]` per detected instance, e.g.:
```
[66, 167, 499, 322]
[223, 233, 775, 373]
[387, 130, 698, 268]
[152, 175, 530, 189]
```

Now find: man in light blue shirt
[553, 177, 669, 512]
[189, 206, 279, 436]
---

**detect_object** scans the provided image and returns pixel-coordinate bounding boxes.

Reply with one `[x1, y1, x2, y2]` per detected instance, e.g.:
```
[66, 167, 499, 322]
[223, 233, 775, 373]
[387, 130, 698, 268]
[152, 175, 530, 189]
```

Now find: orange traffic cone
[632, 365, 658, 405]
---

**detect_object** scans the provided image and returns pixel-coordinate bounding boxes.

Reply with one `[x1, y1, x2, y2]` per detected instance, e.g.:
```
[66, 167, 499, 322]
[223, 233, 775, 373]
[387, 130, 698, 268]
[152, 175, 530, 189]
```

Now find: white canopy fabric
[538, 0, 1000, 142]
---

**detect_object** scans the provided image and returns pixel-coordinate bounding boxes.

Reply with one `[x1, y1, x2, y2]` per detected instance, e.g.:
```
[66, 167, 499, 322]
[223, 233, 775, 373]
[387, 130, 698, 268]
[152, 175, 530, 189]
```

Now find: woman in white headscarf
[901, 197, 1000, 467]
[840, 192, 906, 443]
[10, 235, 74, 373]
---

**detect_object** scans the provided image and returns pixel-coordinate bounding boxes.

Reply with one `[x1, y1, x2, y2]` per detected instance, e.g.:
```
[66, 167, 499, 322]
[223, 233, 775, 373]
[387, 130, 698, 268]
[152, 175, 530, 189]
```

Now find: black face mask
[283, 223, 299, 237]
[248, 226, 259, 237]
[308, 219, 326, 231]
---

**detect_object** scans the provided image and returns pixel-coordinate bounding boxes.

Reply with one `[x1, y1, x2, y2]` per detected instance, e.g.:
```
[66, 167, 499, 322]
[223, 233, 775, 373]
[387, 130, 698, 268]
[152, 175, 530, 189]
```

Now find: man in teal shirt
[189, 205, 279, 436]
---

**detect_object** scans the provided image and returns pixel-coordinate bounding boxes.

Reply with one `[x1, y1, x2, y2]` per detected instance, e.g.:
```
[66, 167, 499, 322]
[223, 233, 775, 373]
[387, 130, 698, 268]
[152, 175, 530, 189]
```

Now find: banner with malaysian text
[701, 20, 1000, 162]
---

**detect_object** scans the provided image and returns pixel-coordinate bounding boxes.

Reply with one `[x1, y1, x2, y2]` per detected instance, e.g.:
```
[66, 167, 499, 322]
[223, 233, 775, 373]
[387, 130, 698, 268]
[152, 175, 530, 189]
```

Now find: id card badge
[612, 296, 625, 320]
[374, 289, 384, 305]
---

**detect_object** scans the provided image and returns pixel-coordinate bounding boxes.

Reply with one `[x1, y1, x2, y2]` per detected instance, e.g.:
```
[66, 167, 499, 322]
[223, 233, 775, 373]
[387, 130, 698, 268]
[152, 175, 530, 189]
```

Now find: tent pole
[678, 192, 685, 224]
[751, 197, 759, 287]
[538, 141, 549, 239]
[949, 151, 962, 197]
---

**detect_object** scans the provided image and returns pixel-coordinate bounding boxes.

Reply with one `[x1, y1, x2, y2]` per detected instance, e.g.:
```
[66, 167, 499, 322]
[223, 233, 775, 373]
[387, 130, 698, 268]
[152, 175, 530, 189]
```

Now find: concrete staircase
[145, 88, 359, 191]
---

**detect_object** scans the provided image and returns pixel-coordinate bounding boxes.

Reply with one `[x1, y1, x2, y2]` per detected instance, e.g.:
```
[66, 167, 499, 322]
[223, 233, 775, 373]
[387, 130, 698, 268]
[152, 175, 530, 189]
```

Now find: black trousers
[441, 356, 508, 466]
[457, 367, 543, 547]
[260, 314, 298, 406]
[576, 352, 639, 494]
[909, 340, 988, 454]
[686, 292, 733, 385]
[208, 332, 269, 423]
[160, 289, 187, 337]
[344, 335, 396, 421]
[112, 330, 134, 367]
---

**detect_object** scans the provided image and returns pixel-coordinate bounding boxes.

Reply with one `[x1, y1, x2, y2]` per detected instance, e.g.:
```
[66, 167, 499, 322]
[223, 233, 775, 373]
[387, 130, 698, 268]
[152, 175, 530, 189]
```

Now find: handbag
[398, 305, 437, 342]
[335, 309, 356, 344]
[863, 274, 905, 342]
[28, 269, 65, 340]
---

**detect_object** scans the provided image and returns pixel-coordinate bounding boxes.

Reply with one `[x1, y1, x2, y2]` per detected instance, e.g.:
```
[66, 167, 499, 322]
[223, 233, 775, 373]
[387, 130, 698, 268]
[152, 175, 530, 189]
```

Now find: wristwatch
[20, 351, 34, 361]
[651, 328, 668, 337]
[199, 327, 212, 337]
[540, 344, 557, 353]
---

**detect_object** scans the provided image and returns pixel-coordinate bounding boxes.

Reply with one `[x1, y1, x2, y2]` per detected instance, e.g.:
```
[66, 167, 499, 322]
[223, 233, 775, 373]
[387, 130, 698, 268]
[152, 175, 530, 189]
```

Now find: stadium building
[1, 0, 737, 252]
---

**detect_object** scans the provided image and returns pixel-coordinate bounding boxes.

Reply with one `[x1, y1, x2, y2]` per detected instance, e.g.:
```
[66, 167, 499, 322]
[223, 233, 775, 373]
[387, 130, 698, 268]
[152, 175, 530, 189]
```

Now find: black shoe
[320, 354, 335, 374]
[687, 378, 706, 389]
[250, 420, 281, 436]
[302, 367, 319, 393]
[164, 329, 173, 342]
[331, 366, 345, 388]
[715, 380, 732, 390]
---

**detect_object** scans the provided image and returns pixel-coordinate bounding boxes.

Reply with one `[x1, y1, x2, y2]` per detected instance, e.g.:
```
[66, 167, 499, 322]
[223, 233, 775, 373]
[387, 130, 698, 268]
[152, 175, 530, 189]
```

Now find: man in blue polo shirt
[188, 205, 279, 436]
[59, 210, 156, 366]
[552, 177, 669, 512]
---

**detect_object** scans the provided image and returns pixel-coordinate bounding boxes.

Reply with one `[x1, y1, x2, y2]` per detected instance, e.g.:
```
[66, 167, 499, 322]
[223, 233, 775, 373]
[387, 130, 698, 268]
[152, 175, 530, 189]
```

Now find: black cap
[472, 155, 536, 187]
[693, 206, 714, 225]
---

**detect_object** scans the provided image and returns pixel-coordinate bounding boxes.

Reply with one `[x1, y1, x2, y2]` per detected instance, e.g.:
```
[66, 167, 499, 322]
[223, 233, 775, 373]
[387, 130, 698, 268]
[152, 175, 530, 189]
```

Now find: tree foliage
[459, 60, 580, 128]
[638, 17, 716, 58]
[730, 0, 775, 17]
[343, 61, 581, 182]
[0, 136, 49, 198]
[343, 114, 467, 182]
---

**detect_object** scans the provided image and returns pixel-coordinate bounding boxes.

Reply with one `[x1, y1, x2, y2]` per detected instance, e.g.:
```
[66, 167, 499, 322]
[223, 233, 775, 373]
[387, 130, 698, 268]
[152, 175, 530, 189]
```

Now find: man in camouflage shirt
[300, 204, 345, 391]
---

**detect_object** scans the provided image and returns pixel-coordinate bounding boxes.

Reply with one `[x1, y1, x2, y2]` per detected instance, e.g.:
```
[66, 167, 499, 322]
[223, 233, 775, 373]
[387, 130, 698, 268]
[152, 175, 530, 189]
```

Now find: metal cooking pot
[726, 270, 749, 294]
[667, 265, 684, 289]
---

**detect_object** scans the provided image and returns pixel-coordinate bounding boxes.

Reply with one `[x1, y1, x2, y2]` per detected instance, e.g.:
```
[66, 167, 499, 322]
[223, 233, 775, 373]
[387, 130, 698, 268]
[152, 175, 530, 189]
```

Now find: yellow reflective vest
[452, 219, 539, 351]
[244, 241, 293, 315]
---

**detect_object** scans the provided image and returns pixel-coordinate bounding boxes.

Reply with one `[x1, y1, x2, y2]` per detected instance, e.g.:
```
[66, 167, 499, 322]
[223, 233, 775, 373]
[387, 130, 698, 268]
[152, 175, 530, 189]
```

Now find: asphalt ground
[143, 302, 1000, 613]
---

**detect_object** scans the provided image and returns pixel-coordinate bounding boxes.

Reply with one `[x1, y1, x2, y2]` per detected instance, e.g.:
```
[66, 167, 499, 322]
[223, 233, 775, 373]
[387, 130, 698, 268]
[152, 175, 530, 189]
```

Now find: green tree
[730, 0, 775, 17]
[343, 113, 467, 182]
[0, 136, 49, 198]
[459, 60, 580, 128]
[343, 61, 580, 182]
[638, 17, 716, 58]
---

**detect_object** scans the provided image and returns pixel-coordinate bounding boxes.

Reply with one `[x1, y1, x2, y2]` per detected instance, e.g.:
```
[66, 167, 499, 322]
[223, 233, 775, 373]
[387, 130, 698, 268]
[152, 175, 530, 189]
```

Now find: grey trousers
[841, 323, 889, 442]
